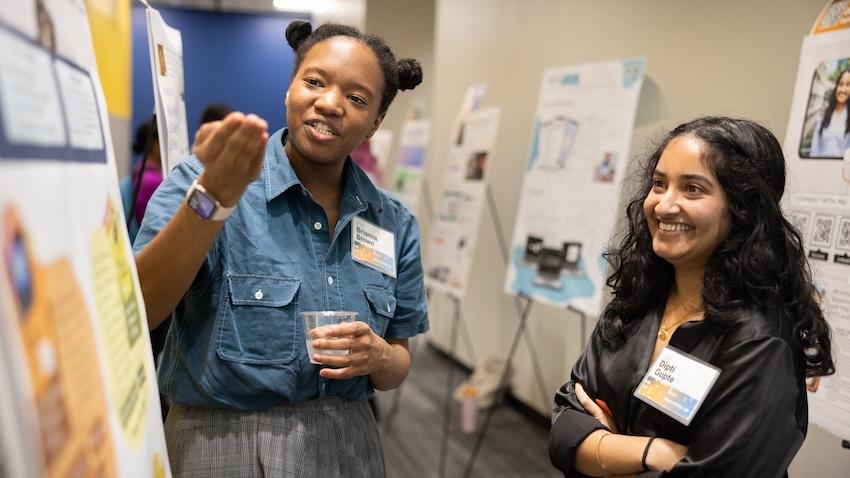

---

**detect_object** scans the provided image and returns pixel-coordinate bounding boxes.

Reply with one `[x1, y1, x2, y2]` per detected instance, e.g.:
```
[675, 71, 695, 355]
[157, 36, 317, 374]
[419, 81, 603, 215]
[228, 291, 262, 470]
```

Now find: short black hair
[285, 20, 423, 114]
[199, 103, 233, 125]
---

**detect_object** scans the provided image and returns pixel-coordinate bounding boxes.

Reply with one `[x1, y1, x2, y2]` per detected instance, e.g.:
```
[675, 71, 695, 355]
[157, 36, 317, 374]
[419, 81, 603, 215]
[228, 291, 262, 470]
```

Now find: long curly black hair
[600, 117, 834, 377]
[284, 20, 423, 114]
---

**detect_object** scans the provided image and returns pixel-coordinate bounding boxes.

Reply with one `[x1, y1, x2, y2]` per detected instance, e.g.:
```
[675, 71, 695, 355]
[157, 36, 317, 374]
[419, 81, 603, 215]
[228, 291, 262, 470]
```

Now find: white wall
[363, 0, 850, 474]
[365, 0, 435, 170]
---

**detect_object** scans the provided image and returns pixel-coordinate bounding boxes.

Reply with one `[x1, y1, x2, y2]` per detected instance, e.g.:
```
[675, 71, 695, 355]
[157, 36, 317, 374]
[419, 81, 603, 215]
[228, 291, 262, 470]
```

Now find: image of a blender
[536, 116, 578, 171]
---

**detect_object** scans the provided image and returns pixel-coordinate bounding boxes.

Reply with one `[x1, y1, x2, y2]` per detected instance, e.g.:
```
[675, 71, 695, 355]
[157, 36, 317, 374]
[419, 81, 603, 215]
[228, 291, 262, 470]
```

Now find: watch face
[188, 189, 216, 219]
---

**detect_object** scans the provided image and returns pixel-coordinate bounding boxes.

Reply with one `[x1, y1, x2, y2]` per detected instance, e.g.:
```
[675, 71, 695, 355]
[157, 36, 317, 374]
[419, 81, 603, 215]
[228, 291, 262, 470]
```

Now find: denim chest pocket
[363, 286, 396, 336]
[217, 274, 300, 364]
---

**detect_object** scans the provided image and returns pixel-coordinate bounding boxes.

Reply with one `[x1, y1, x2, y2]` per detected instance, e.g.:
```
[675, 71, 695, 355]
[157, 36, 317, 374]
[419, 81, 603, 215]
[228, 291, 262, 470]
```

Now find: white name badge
[633, 346, 720, 426]
[351, 216, 397, 278]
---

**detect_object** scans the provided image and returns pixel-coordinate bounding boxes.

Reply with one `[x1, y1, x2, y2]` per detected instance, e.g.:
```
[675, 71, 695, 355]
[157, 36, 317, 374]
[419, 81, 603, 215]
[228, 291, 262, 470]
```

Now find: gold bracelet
[594, 432, 612, 475]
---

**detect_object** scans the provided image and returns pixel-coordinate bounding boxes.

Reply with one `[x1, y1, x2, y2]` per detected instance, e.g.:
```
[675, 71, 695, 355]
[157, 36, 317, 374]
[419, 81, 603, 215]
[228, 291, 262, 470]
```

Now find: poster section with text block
[391, 119, 431, 215]
[504, 59, 645, 316]
[783, 27, 850, 440]
[0, 1, 170, 477]
[424, 87, 499, 298]
[146, 8, 189, 174]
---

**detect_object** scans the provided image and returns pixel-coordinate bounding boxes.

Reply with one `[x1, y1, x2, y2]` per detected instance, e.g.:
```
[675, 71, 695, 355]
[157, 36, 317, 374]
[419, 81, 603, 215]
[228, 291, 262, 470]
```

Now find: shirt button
[254, 289, 263, 300]
[327, 276, 334, 286]
[313, 221, 323, 231]
[322, 382, 327, 392]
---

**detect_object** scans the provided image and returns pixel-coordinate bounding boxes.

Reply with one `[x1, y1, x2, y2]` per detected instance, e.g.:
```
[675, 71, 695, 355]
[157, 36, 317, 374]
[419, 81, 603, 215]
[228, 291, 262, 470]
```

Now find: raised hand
[193, 112, 269, 206]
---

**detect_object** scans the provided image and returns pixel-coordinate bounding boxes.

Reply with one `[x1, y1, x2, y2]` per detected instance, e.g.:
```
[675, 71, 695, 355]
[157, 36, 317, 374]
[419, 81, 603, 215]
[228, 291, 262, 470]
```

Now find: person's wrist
[197, 172, 242, 207]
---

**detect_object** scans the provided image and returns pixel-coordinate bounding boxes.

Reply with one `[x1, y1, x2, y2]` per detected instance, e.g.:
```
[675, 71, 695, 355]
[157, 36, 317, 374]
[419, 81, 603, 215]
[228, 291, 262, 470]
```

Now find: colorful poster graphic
[391, 119, 431, 214]
[0, 1, 169, 477]
[504, 59, 645, 315]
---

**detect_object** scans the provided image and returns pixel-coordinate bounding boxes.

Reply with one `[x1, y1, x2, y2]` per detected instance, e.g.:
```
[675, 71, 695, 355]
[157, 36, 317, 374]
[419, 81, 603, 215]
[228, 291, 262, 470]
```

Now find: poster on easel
[146, 7, 188, 174]
[391, 119, 431, 215]
[783, 20, 850, 441]
[0, 1, 170, 477]
[503, 58, 645, 316]
[423, 82, 498, 297]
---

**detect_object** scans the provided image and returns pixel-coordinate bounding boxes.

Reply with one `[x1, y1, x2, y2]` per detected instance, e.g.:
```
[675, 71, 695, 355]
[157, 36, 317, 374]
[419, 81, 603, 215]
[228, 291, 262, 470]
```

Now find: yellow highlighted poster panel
[91, 199, 148, 449]
[4, 206, 116, 477]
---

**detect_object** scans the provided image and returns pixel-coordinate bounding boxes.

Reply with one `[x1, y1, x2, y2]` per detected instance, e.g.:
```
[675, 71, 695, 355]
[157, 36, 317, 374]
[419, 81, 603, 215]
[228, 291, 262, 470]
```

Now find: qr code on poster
[811, 214, 836, 248]
[837, 218, 850, 251]
[789, 211, 811, 244]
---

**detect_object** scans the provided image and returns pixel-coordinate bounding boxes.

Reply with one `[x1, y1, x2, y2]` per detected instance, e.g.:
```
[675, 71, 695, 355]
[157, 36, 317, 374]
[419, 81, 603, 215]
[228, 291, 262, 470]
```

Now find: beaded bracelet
[641, 435, 657, 472]
[594, 432, 612, 474]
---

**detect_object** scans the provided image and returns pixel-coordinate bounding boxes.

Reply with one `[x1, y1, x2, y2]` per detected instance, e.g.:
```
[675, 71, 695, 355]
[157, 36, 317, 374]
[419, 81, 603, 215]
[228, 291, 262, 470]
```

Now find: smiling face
[643, 135, 730, 272]
[284, 36, 385, 168]
[835, 71, 850, 107]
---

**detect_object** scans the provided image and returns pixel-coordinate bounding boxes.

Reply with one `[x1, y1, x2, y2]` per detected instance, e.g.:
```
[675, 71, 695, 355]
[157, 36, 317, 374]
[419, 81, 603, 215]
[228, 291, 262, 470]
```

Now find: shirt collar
[264, 128, 384, 212]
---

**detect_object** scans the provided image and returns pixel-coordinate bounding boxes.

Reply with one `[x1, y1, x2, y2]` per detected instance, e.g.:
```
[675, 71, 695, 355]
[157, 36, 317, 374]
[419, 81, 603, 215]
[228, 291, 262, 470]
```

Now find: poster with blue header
[504, 58, 645, 315]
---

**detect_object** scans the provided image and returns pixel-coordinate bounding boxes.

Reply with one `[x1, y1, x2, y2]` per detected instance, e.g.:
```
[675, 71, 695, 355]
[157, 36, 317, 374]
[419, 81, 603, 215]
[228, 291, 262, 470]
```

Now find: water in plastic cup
[302, 311, 357, 364]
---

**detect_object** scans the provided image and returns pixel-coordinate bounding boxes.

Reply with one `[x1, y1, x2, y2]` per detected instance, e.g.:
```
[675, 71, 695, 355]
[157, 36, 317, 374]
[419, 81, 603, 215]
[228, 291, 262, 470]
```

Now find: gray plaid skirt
[164, 397, 385, 478]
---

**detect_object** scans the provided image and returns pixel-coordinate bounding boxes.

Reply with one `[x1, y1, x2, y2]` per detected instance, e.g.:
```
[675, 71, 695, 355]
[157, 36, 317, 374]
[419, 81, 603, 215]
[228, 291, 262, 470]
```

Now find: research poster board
[783, 27, 850, 440]
[146, 7, 188, 174]
[0, 1, 170, 477]
[424, 104, 500, 298]
[391, 119, 431, 215]
[504, 59, 645, 316]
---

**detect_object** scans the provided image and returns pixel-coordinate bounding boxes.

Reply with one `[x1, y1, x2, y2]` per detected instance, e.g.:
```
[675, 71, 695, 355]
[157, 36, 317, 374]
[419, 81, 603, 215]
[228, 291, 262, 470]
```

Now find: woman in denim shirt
[134, 21, 428, 477]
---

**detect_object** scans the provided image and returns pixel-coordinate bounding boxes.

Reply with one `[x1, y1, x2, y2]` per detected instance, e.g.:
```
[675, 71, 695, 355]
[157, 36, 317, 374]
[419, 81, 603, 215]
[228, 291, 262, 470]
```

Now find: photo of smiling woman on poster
[801, 58, 850, 158]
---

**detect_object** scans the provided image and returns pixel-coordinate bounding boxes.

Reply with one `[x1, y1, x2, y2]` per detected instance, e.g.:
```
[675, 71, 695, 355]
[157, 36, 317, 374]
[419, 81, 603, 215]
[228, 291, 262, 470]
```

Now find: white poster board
[783, 27, 850, 441]
[424, 105, 500, 297]
[146, 7, 189, 174]
[503, 58, 645, 316]
[391, 119, 431, 215]
[0, 1, 170, 476]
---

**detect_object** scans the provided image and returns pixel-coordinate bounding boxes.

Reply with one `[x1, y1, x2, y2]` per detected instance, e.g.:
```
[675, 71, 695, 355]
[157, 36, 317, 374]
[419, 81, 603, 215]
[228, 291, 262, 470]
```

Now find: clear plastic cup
[301, 311, 357, 364]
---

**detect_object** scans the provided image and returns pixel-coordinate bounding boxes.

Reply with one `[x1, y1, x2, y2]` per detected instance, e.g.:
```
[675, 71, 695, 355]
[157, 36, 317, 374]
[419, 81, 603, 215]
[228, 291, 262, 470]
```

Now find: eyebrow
[300, 66, 377, 98]
[652, 170, 717, 185]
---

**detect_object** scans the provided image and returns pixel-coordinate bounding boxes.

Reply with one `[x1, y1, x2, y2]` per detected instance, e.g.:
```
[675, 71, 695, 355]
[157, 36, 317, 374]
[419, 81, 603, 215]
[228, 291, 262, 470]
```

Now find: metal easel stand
[460, 186, 553, 478]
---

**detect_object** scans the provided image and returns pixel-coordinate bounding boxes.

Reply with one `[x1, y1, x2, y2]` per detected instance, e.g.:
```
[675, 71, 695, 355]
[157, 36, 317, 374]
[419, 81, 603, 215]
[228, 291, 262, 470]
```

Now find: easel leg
[438, 297, 462, 478]
[461, 298, 534, 478]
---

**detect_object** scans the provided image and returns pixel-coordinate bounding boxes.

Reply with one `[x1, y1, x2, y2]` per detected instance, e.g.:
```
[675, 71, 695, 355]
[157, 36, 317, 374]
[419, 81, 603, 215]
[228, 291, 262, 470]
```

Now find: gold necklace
[657, 309, 699, 341]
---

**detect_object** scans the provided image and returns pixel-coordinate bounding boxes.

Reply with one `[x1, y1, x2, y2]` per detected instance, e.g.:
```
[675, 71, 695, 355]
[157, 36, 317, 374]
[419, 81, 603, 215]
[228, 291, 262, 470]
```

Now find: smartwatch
[185, 179, 236, 221]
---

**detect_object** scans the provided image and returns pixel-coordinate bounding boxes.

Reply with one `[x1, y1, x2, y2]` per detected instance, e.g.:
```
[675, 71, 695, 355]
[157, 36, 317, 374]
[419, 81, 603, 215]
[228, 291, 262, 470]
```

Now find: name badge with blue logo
[634, 346, 720, 426]
[352, 216, 396, 278]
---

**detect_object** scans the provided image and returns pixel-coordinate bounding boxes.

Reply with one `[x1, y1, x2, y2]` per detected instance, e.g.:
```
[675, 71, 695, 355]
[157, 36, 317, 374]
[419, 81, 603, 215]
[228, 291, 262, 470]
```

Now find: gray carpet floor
[374, 341, 561, 478]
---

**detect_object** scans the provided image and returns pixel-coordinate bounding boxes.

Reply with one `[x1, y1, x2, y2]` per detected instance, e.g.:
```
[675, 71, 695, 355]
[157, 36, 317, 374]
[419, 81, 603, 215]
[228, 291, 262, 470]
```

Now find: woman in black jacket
[549, 117, 834, 477]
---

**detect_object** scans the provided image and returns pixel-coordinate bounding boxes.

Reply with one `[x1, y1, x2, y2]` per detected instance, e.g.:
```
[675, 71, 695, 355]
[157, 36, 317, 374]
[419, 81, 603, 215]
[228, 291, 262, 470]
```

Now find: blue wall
[131, 6, 308, 147]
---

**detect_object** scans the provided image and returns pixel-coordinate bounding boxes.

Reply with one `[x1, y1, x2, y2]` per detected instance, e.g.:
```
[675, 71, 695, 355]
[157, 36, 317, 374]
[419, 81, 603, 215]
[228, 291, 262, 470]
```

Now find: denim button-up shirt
[134, 128, 429, 410]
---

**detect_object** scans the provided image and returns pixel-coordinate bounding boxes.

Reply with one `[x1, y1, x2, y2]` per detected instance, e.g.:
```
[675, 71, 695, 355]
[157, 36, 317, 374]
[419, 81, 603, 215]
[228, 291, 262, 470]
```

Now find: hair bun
[397, 58, 423, 91]
[285, 20, 313, 50]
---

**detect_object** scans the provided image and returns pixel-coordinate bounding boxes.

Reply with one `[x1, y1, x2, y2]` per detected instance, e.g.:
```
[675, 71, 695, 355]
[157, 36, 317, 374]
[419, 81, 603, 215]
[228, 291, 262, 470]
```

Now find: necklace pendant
[658, 329, 669, 341]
